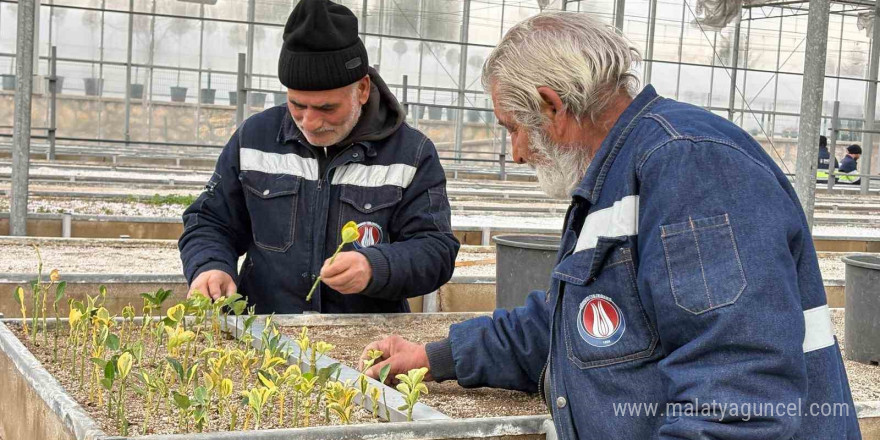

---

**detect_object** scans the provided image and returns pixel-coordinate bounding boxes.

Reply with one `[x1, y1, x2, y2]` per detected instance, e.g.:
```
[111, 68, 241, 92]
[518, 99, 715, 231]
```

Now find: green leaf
[156, 288, 172, 305]
[54, 281, 67, 304]
[379, 364, 392, 384]
[194, 386, 208, 403]
[185, 364, 199, 382]
[167, 357, 184, 381]
[100, 378, 114, 390]
[99, 285, 108, 298]
[222, 293, 243, 307]
[13, 286, 24, 306]
[105, 333, 120, 351]
[172, 391, 191, 410]
[90, 357, 107, 368]
[316, 363, 340, 386]
[130, 383, 146, 396]
[104, 359, 117, 381]
[139, 292, 155, 303]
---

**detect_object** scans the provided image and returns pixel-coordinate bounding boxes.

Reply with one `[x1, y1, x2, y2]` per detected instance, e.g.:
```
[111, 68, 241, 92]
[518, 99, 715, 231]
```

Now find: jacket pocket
[240, 171, 300, 252]
[553, 237, 658, 370]
[660, 213, 746, 315]
[337, 185, 402, 247]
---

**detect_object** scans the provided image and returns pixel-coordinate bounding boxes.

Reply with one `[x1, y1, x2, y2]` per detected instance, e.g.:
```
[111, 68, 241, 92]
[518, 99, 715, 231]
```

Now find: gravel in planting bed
[281, 316, 548, 419]
[0, 239, 184, 275]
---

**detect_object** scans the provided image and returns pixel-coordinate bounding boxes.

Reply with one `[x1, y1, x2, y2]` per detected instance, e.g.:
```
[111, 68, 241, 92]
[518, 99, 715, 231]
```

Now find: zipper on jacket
[538, 358, 550, 405]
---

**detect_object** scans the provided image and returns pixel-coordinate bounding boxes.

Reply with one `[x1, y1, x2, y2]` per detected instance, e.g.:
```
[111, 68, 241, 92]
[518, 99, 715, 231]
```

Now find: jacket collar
[571, 85, 662, 204]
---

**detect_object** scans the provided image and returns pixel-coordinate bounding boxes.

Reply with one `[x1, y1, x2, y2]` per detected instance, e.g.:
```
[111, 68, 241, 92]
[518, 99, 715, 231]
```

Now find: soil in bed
[9, 323, 378, 437]
[281, 316, 548, 419]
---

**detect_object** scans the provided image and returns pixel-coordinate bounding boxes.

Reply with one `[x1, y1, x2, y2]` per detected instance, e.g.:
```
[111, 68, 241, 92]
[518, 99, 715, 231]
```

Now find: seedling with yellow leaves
[306, 221, 361, 301]
[396, 367, 430, 422]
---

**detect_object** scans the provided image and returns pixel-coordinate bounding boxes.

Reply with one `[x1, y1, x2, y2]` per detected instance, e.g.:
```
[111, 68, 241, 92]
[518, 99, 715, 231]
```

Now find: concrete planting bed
[0, 314, 550, 440]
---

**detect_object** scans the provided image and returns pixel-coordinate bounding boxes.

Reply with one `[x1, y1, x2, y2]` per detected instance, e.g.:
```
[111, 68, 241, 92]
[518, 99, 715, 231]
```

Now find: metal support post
[500, 127, 508, 181]
[453, 0, 471, 165]
[124, 0, 134, 144]
[861, 0, 880, 195]
[794, 0, 830, 229]
[236, 53, 246, 127]
[48, 46, 57, 161]
[644, 0, 657, 84]
[62, 212, 72, 238]
[11, 0, 36, 236]
[402, 75, 409, 117]
[422, 290, 439, 313]
[614, 0, 626, 32]
[245, 0, 256, 113]
[727, 17, 742, 122]
[827, 101, 840, 190]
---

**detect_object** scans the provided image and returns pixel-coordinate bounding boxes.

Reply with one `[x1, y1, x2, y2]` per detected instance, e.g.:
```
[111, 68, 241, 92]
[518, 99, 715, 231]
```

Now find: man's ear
[357, 75, 371, 105]
[536, 86, 566, 138]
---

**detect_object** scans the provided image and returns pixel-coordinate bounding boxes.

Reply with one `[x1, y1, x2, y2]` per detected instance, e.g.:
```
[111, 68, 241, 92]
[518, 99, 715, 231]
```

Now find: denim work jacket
[437, 86, 861, 439]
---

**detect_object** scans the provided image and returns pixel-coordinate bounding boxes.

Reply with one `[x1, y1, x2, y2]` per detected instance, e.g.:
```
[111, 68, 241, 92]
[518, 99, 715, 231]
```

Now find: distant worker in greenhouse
[178, 0, 459, 314]
[816, 135, 839, 183]
[838, 144, 862, 184]
[362, 11, 862, 440]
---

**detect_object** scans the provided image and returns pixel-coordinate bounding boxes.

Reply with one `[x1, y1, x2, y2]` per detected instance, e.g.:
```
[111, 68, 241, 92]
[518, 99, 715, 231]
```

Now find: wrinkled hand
[320, 251, 372, 294]
[188, 270, 236, 300]
[359, 335, 433, 384]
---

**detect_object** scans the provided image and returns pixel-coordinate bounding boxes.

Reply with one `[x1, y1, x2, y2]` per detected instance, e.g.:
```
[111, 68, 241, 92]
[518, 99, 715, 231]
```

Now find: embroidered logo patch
[577, 294, 626, 347]
[353, 222, 383, 249]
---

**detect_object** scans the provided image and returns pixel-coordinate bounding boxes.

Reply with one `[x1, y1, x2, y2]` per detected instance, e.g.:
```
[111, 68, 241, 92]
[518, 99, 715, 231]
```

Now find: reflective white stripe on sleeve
[803, 304, 835, 353]
[240, 148, 319, 180]
[574, 195, 640, 253]
[331, 163, 418, 188]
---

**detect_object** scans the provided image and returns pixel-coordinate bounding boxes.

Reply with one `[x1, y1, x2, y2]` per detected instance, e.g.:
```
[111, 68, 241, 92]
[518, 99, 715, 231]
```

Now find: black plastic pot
[843, 255, 880, 365]
[170, 86, 188, 103]
[250, 92, 266, 108]
[200, 88, 216, 105]
[49, 76, 65, 94]
[129, 83, 144, 99]
[428, 106, 443, 120]
[1, 74, 14, 90]
[493, 235, 561, 310]
[83, 78, 103, 96]
[274, 92, 287, 106]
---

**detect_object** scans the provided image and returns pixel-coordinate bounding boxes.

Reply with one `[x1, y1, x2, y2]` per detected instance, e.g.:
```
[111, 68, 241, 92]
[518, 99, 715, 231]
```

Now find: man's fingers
[188, 281, 206, 298]
[207, 276, 223, 300]
[321, 258, 348, 279]
[224, 279, 238, 299]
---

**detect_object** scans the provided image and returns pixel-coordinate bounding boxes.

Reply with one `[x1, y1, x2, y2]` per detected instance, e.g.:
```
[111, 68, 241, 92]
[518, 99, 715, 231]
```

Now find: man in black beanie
[179, 0, 459, 314]
[838, 144, 862, 184]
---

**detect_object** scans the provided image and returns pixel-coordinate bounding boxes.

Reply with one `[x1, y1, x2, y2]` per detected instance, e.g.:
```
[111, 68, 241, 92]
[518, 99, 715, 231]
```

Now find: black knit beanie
[278, 0, 369, 91]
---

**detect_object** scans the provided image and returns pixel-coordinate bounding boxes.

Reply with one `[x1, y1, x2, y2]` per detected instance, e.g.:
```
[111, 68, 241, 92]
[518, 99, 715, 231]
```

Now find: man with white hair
[362, 11, 861, 439]
[179, 0, 459, 314]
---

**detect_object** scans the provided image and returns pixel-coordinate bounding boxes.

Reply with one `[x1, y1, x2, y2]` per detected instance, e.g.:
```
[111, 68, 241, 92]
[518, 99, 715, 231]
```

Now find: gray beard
[527, 129, 593, 199]
[295, 92, 363, 147]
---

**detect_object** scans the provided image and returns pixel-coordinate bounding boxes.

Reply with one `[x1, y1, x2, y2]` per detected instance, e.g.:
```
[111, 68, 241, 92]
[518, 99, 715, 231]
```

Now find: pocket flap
[340, 185, 402, 214]
[552, 236, 629, 285]
[240, 171, 301, 199]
